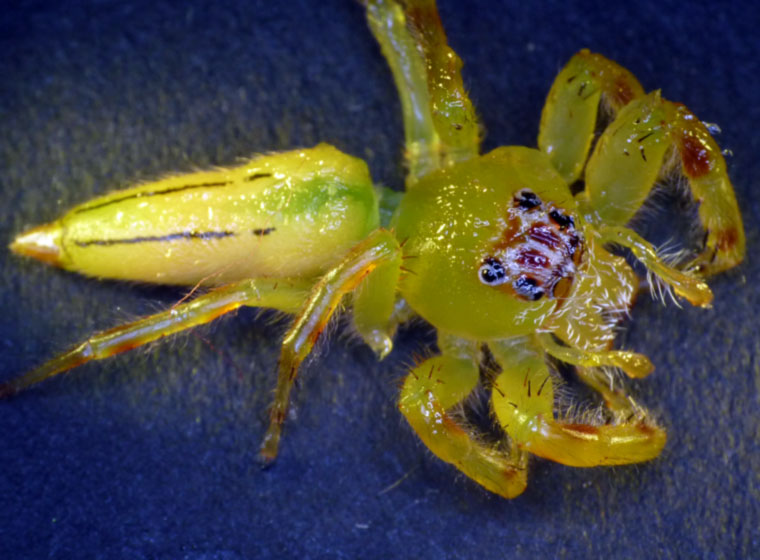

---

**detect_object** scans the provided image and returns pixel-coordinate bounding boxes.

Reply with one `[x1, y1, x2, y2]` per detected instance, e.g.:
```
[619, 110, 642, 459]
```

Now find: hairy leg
[399, 333, 528, 498]
[0, 278, 312, 398]
[537, 332, 653, 379]
[540, 51, 744, 275]
[598, 225, 712, 307]
[583, 93, 744, 274]
[490, 337, 666, 467]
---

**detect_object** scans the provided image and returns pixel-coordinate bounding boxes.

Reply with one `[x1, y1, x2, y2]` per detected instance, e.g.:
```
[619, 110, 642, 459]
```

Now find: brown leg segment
[259, 229, 401, 463]
[583, 93, 745, 275]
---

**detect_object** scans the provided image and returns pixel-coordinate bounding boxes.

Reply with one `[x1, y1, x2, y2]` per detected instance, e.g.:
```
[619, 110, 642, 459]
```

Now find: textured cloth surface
[1, 1, 757, 558]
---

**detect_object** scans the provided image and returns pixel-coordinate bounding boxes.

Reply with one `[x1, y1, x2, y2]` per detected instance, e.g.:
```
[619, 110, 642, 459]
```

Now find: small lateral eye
[513, 275, 544, 301]
[549, 209, 574, 229]
[479, 257, 507, 285]
[515, 189, 542, 210]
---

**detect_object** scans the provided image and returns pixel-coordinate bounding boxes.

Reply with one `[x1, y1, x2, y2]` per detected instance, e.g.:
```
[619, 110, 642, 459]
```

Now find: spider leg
[582, 93, 744, 275]
[538, 49, 645, 184]
[0, 278, 312, 399]
[574, 366, 648, 424]
[537, 332, 653, 379]
[540, 51, 744, 275]
[365, 0, 480, 183]
[398, 333, 528, 498]
[598, 225, 713, 307]
[353, 246, 403, 359]
[259, 229, 401, 463]
[490, 338, 666, 467]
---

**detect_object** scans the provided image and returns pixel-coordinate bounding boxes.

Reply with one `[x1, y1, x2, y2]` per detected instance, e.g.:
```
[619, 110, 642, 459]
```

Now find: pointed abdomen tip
[10, 222, 64, 267]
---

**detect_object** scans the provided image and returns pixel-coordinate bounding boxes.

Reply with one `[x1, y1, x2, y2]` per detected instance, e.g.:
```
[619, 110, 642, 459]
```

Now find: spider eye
[549, 209, 574, 229]
[515, 189, 542, 210]
[479, 257, 507, 285]
[513, 275, 544, 301]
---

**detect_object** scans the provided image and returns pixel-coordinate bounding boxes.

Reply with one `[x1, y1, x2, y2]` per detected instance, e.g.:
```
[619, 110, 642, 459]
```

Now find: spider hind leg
[0, 278, 312, 398]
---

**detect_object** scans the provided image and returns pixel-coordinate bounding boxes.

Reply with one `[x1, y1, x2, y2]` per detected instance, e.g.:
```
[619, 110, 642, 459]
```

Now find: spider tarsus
[257, 451, 277, 470]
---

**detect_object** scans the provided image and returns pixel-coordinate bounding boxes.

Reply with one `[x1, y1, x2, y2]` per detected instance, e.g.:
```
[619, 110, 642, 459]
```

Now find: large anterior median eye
[479, 257, 507, 285]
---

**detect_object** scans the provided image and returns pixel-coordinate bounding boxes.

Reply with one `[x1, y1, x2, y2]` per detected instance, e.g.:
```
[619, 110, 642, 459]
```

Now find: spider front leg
[398, 333, 528, 499]
[541, 52, 744, 275]
[259, 229, 401, 463]
[583, 94, 744, 274]
[490, 338, 666, 467]
[539, 49, 645, 184]
[0, 278, 312, 398]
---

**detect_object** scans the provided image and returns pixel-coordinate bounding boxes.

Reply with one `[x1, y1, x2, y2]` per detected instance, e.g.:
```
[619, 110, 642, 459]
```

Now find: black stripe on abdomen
[74, 173, 273, 215]
[74, 230, 237, 247]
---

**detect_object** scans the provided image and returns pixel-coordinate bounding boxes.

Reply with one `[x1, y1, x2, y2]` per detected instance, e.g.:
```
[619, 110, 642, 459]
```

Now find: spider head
[478, 188, 583, 303]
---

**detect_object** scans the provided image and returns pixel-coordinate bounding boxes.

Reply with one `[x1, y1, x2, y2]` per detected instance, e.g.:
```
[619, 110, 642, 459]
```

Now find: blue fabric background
[1, 1, 757, 558]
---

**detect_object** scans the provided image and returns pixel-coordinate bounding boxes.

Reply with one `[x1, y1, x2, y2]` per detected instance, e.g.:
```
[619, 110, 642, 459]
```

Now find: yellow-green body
[6, 0, 744, 499]
[18, 144, 378, 285]
[394, 147, 567, 340]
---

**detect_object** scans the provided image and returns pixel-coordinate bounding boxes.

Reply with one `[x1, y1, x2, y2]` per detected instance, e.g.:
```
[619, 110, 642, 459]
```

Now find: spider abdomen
[12, 144, 379, 285]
